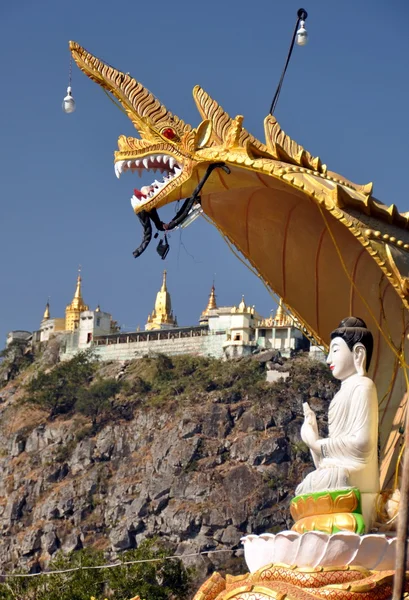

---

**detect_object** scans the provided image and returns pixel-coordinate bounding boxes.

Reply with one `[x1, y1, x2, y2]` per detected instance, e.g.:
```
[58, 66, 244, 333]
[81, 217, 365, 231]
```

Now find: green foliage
[106, 539, 191, 600]
[76, 378, 122, 426]
[267, 355, 339, 406]
[26, 352, 96, 417]
[130, 354, 267, 408]
[22, 351, 269, 419]
[0, 540, 191, 600]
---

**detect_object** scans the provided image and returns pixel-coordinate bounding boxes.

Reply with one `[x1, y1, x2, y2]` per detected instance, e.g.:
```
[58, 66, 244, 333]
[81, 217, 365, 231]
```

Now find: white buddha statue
[295, 317, 379, 529]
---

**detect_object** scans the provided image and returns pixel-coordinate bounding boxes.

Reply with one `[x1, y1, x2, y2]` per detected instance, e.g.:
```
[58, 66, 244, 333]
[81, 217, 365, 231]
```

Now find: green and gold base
[290, 488, 365, 534]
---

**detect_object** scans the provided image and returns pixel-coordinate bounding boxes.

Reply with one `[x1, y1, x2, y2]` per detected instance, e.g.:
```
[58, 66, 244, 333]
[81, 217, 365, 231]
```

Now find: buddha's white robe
[296, 374, 379, 497]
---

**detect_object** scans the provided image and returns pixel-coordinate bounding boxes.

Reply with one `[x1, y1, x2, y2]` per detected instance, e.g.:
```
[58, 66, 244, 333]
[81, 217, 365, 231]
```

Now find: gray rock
[21, 528, 42, 556]
[109, 524, 134, 550]
[202, 405, 233, 439]
[61, 530, 83, 554]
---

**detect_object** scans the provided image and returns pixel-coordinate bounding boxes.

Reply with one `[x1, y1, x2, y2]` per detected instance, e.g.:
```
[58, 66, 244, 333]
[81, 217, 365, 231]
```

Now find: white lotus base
[241, 531, 408, 573]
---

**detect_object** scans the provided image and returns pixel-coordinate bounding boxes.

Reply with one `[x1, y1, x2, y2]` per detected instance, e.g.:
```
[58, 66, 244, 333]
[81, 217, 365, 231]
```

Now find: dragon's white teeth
[162, 155, 169, 165]
[153, 180, 162, 188]
[174, 166, 182, 175]
[143, 158, 149, 169]
[157, 156, 162, 164]
[141, 185, 154, 195]
[135, 159, 141, 167]
[114, 160, 125, 178]
[127, 160, 133, 168]
[131, 195, 142, 209]
[169, 157, 176, 169]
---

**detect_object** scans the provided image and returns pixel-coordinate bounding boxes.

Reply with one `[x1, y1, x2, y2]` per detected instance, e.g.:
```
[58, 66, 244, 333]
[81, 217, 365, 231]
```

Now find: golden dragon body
[70, 41, 408, 600]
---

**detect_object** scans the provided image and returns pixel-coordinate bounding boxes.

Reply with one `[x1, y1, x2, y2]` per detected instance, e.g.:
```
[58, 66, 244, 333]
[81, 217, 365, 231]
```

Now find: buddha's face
[327, 337, 357, 381]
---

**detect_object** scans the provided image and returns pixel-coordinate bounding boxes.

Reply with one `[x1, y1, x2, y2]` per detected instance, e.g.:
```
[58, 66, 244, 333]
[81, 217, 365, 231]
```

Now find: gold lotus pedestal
[290, 488, 365, 535]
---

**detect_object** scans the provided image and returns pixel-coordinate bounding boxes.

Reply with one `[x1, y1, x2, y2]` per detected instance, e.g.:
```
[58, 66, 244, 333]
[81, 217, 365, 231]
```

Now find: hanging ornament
[62, 56, 76, 113]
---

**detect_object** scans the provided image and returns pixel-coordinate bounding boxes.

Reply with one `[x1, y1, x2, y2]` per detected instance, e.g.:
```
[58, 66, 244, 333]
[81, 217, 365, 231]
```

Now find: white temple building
[6, 271, 311, 362]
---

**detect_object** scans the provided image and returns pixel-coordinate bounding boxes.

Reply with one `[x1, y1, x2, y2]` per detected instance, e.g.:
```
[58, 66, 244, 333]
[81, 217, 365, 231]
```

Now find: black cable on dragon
[133, 163, 230, 260]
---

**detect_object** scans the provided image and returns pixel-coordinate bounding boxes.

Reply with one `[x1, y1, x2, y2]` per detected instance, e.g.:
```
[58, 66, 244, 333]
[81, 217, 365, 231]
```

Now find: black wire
[269, 9, 307, 116]
[132, 163, 230, 259]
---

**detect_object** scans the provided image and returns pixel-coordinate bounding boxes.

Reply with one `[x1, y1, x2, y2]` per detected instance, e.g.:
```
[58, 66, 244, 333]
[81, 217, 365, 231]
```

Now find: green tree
[76, 378, 122, 427]
[26, 351, 96, 417]
[106, 539, 191, 600]
[0, 541, 192, 600]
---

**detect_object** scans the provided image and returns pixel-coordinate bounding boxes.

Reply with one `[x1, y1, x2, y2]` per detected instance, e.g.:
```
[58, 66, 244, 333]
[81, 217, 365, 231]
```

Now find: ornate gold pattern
[192, 565, 409, 600]
[192, 86, 265, 152]
[69, 41, 190, 139]
[264, 115, 325, 173]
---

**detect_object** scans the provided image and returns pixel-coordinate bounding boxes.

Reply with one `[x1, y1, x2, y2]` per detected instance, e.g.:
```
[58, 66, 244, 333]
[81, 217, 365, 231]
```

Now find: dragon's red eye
[162, 128, 176, 140]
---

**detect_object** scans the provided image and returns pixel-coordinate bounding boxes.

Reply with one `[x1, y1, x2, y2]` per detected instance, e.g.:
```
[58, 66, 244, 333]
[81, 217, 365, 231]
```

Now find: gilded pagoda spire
[274, 298, 292, 326]
[161, 270, 168, 292]
[65, 268, 89, 331]
[200, 284, 217, 323]
[145, 270, 177, 331]
[43, 300, 50, 320]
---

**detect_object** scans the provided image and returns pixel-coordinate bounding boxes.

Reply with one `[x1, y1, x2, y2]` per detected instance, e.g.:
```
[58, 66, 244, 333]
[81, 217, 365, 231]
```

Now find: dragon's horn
[69, 41, 191, 136]
[192, 85, 267, 153]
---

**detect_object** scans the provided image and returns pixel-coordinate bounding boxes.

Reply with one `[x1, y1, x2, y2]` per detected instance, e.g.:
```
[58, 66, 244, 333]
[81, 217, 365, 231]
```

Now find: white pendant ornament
[62, 86, 76, 113]
[62, 56, 76, 114]
[296, 20, 308, 46]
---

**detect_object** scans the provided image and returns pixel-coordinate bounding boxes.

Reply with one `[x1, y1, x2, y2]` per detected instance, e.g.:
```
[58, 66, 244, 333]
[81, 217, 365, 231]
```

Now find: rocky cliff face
[0, 350, 337, 581]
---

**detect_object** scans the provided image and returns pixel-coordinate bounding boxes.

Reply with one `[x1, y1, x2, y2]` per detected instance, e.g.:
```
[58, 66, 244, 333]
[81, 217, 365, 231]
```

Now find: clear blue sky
[1, 0, 408, 344]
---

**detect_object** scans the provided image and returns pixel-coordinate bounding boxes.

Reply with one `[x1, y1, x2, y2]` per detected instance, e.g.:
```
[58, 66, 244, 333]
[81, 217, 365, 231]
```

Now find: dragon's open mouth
[114, 154, 183, 210]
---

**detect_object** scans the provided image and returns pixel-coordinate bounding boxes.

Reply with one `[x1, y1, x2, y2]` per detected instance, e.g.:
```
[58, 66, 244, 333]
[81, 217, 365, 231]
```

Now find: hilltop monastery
[7, 271, 310, 361]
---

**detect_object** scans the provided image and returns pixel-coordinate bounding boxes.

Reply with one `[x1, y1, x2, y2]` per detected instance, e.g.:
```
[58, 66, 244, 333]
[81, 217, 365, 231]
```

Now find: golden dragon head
[69, 41, 354, 216]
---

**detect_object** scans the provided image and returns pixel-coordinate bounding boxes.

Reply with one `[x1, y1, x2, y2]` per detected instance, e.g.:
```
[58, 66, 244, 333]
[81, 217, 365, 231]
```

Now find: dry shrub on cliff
[134, 354, 267, 407]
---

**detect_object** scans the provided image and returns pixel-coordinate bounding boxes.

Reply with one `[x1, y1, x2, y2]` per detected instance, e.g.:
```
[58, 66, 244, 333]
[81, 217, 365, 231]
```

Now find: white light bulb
[296, 20, 308, 46]
[62, 86, 76, 113]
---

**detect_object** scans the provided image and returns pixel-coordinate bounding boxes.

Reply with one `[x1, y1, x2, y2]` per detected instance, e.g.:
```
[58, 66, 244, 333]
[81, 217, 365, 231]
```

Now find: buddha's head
[327, 317, 374, 381]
